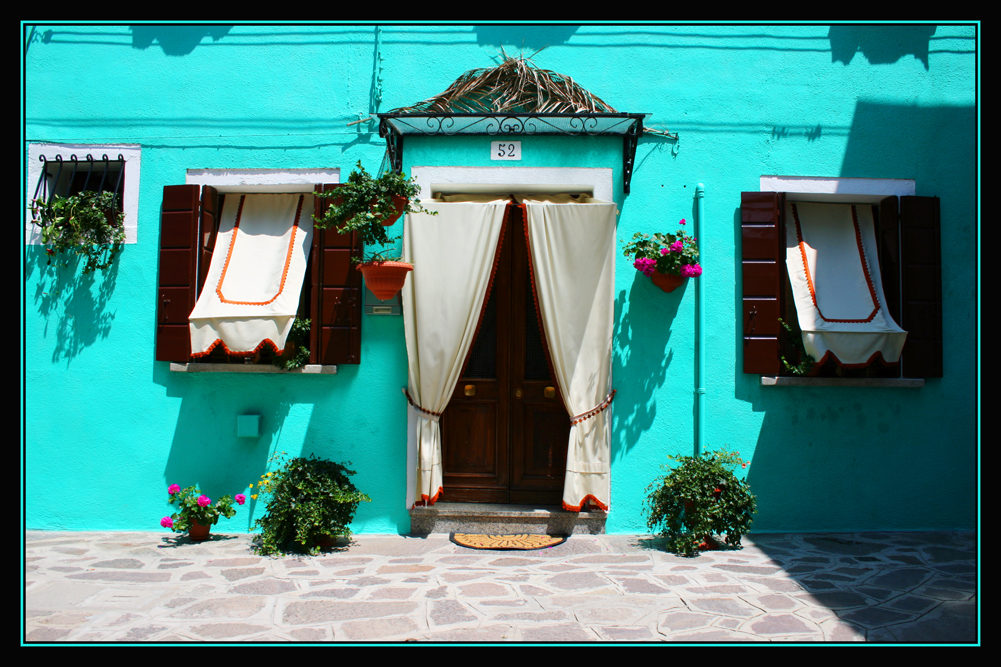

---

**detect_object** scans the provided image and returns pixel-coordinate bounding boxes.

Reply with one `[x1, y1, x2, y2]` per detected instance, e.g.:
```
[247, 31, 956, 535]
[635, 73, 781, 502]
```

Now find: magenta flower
[670, 240, 684, 253]
[633, 257, 656, 277]
[679, 219, 686, 225]
[160, 516, 174, 529]
[168, 484, 180, 494]
[235, 494, 246, 505]
[680, 263, 703, 278]
[660, 247, 669, 255]
[197, 495, 212, 507]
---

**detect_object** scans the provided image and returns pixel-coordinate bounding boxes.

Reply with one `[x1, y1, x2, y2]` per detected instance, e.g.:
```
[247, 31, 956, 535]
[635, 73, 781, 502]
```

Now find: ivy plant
[313, 160, 435, 263]
[272, 317, 311, 371]
[645, 449, 757, 557]
[252, 454, 371, 556]
[30, 191, 125, 275]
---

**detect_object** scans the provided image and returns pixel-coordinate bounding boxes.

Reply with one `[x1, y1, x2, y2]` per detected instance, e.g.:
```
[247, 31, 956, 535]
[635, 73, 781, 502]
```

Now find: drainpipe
[695, 183, 706, 457]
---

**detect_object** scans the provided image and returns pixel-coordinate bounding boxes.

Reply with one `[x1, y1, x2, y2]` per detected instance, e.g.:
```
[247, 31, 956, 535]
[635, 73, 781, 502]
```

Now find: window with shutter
[155, 181, 362, 368]
[740, 185, 941, 379]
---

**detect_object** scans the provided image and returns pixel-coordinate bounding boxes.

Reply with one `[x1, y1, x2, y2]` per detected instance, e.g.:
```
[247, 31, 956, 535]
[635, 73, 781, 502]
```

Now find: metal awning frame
[376, 112, 646, 194]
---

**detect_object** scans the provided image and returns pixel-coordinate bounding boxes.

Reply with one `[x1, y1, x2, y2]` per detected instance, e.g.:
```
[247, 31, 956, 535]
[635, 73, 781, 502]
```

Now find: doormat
[450, 533, 568, 550]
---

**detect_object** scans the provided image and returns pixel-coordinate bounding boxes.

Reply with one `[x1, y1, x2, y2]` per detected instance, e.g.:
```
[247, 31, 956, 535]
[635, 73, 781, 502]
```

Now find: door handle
[544, 386, 556, 399]
[464, 384, 475, 397]
[514, 388, 523, 399]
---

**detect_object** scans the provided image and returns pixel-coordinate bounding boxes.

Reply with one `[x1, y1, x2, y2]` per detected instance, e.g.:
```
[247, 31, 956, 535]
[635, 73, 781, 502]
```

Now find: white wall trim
[411, 166, 615, 204]
[760, 175, 916, 203]
[186, 168, 340, 193]
[25, 143, 142, 245]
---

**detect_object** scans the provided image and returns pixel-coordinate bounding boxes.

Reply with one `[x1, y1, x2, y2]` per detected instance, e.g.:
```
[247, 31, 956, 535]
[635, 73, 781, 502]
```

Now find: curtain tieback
[403, 387, 442, 422]
[571, 390, 616, 425]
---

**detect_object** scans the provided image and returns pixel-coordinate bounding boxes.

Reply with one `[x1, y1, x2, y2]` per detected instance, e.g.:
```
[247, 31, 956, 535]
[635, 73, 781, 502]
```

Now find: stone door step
[409, 502, 606, 535]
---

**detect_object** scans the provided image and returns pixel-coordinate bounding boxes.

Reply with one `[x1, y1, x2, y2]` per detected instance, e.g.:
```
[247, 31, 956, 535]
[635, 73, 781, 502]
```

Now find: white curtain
[402, 198, 510, 507]
[785, 201, 907, 366]
[522, 196, 617, 511]
[189, 193, 313, 357]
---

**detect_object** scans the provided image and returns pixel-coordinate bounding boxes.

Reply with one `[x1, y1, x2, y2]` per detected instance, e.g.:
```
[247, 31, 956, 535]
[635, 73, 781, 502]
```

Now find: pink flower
[197, 495, 211, 507]
[679, 219, 686, 225]
[168, 484, 180, 494]
[680, 263, 703, 278]
[160, 516, 174, 529]
[670, 240, 684, 253]
[235, 494, 246, 505]
[660, 247, 669, 255]
[633, 257, 656, 277]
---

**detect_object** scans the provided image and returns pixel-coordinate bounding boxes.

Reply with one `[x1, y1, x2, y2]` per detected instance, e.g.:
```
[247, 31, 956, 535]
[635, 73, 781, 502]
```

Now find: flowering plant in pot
[30, 190, 125, 275]
[251, 453, 371, 556]
[622, 219, 702, 292]
[645, 449, 756, 557]
[159, 484, 245, 541]
[313, 161, 435, 299]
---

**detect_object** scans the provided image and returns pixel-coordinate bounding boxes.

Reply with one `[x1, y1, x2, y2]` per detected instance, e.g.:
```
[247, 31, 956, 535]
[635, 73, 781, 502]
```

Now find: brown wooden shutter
[899, 196, 942, 377]
[740, 191, 786, 374]
[156, 185, 201, 362]
[311, 184, 362, 365]
[197, 186, 220, 297]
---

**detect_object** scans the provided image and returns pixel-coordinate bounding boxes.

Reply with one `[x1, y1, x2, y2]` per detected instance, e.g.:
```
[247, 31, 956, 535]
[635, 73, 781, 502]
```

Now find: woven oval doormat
[450, 533, 568, 550]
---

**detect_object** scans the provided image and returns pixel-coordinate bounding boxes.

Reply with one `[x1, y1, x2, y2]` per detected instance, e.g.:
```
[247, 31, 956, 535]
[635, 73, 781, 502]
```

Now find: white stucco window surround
[410, 166, 614, 202]
[760, 175, 916, 203]
[185, 168, 340, 193]
[25, 143, 142, 245]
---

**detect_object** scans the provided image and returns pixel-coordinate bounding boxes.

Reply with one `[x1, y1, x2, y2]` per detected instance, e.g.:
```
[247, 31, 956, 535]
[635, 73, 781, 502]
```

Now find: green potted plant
[159, 484, 245, 541]
[30, 190, 126, 275]
[251, 453, 371, 556]
[645, 449, 756, 557]
[313, 161, 436, 300]
[622, 218, 702, 292]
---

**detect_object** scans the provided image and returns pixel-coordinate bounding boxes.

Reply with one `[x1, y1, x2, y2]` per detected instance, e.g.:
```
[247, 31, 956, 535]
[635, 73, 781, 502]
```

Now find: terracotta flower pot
[377, 195, 408, 226]
[357, 261, 413, 300]
[651, 271, 684, 293]
[188, 519, 211, 542]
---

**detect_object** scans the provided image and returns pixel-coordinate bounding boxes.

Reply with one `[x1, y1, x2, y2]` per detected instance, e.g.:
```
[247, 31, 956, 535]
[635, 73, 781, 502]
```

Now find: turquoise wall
[23, 24, 978, 535]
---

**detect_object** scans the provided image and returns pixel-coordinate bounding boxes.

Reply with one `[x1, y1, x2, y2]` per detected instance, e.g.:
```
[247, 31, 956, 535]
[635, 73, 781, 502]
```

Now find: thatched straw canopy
[389, 52, 619, 115]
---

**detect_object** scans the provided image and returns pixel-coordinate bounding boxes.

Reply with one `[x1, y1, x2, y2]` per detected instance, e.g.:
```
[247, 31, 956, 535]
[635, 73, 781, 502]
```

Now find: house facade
[23, 23, 978, 535]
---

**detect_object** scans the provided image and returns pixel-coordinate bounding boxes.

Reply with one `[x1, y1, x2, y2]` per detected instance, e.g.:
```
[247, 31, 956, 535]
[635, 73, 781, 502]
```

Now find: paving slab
[22, 530, 978, 645]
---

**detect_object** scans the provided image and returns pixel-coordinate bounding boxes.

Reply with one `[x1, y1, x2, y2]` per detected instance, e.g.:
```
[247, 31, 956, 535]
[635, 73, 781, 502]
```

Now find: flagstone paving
[24, 530, 977, 644]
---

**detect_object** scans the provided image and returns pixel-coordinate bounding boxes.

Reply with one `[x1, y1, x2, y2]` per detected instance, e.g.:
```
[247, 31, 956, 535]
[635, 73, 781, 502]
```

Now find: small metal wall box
[237, 414, 261, 438]
[364, 287, 403, 315]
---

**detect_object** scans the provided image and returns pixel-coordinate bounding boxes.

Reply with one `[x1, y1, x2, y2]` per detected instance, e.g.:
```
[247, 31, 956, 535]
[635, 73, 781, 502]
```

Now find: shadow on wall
[611, 275, 684, 459]
[828, 25, 936, 69]
[25, 246, 119, 366]
[472, 25, 580, 51]
[130, 25, 233, 56]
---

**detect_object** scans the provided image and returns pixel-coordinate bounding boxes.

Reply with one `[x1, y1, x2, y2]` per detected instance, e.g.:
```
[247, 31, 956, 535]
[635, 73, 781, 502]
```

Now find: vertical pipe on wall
[695, 183, 706, 457]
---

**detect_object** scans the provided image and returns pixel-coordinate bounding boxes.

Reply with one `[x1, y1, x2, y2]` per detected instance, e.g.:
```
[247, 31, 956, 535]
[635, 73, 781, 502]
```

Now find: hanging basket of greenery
[30, 191, 125, 275]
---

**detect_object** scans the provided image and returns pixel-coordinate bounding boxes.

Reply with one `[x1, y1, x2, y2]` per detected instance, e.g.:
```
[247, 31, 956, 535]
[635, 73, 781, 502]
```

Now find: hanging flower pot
[357, 261, 413, 300]
[651, 271, 684, 293]
[376, 194, 408, 226]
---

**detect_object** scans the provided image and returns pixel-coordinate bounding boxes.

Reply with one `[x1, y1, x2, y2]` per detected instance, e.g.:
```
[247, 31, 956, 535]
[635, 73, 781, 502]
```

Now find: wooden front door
[439, 204, 571, 504]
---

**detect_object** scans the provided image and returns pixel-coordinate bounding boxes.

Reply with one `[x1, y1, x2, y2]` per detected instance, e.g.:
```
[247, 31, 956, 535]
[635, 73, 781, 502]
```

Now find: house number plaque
[491, 141, 521, 160]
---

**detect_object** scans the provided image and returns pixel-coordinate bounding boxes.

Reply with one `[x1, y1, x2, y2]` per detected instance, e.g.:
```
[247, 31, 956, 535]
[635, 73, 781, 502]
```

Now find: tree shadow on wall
[130, 25, 233, 56]
[828, 25, 936, 69]
[25, 245, 119, 367]
[611, 275, 684, 459]
[472, 25, 580, 51]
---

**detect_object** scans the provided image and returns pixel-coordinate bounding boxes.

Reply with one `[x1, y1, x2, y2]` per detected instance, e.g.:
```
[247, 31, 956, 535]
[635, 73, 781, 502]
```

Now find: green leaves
[645, 449, 757, 557]
[31, 190, 125, 275]
[252, 455, 371, 557]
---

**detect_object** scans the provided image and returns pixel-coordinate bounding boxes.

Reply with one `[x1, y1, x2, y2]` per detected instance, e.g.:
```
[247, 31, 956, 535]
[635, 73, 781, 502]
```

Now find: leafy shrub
[252, 455, 370, 556]
[645, 449, 756, 557]
[30, 190, 125, 274]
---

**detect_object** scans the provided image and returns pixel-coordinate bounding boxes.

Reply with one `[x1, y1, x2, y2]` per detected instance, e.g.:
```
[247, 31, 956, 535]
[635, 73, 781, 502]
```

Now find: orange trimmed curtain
[784, 201, 907, 368]
[189, 193, 313, 357]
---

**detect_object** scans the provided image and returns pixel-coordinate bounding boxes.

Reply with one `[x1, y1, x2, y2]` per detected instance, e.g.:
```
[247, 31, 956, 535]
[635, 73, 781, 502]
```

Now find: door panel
[440, 204, 569, 504]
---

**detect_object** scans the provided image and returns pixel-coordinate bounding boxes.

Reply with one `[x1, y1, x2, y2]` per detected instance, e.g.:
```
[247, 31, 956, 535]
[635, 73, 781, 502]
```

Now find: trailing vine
[31, 191, 125, 275]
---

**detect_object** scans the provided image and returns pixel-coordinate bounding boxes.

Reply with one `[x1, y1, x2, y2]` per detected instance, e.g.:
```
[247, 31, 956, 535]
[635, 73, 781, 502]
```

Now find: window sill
[169, 363, 337, 374]
[760, 376, 923, 388]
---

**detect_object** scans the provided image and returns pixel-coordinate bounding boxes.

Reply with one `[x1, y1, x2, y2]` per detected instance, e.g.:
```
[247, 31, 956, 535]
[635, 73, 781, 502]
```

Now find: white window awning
[188, 193, 313, 357]
[785, 201, 907, 367]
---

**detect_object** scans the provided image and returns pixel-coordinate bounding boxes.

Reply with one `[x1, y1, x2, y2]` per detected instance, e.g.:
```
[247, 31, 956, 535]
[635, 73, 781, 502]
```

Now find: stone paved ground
[24, 530, 978, 644]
